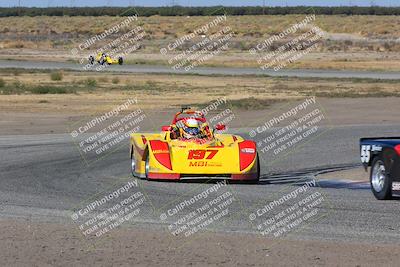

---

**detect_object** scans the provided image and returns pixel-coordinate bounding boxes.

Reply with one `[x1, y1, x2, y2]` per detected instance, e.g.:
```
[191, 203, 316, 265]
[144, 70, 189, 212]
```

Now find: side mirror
[215, 124, 226, 131]
[161, 126, 171, 131]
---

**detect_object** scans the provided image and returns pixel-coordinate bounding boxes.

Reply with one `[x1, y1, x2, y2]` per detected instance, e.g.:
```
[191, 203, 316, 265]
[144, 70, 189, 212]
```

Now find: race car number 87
[360, 145, 371, 163]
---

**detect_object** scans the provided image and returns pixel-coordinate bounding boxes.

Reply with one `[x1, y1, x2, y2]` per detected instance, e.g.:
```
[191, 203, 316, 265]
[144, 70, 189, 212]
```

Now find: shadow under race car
[360, 137, 400, 200]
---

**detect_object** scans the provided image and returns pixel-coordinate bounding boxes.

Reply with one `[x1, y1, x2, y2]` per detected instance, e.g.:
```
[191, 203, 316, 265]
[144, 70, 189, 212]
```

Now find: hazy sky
[1, 0, 398, 7]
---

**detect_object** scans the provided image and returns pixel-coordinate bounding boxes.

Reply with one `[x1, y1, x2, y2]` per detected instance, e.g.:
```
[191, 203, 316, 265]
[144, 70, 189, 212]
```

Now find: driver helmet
[183, 118, 201, 139]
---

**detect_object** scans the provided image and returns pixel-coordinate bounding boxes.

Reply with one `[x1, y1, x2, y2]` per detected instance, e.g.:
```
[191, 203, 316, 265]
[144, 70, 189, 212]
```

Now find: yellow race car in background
[130, 108, 260, 182]
[88, 52, 123, 65]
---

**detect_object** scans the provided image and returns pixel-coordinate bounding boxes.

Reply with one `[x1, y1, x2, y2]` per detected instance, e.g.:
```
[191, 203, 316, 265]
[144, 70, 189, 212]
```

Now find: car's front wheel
[370, 156, 392, 200]
[131, 153, 136, 177]
[256, 154, 260, 181]
[145, 155, 150, 180]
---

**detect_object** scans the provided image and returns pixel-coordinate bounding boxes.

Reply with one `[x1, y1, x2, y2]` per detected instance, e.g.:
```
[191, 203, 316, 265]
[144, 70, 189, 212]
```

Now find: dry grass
[0, 68, 399, 113]
[1, 15, 400, 41]
[1, 15, 400, 71]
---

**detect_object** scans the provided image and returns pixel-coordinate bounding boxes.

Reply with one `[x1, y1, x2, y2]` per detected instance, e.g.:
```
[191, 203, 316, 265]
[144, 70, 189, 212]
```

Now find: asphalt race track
[2, 59, 400, 80]
[1, 124, 400, 244]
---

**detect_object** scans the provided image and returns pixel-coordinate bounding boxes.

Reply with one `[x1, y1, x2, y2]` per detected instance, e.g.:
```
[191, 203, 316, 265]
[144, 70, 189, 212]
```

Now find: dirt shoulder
[0, 218, 397, 266]
[0, 96, 399, 136]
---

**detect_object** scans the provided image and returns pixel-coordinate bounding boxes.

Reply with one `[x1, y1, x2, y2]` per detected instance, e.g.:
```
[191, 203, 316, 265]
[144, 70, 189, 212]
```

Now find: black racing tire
[370, 156, 392, 200]
[131, 149, 136, 177]
[145, 154, 150, 180]
[255, 153, 260, 182]
[118, 57, 123, 65]
[246, 154, 260, 184]
[88, 56, 94, 65]
[257, 153, 261, 181]
[233, 154, 260, 185]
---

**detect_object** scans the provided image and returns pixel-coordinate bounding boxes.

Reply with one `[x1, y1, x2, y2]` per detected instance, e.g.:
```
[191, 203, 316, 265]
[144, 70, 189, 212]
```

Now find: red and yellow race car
[130, 108, 260, 182]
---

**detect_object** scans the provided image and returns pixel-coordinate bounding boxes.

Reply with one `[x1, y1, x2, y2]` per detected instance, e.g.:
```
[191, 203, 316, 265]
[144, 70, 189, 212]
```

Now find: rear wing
[360, 137, 400, 142]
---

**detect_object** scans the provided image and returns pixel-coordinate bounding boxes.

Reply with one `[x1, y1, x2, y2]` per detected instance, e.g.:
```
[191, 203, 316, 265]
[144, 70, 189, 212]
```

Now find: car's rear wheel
[370, 156, 392, 200]
[118, 57, 123, 65]
[247, 154, 260, 184]
[88, 56, 94, 65]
